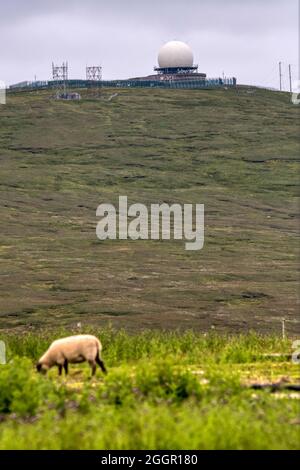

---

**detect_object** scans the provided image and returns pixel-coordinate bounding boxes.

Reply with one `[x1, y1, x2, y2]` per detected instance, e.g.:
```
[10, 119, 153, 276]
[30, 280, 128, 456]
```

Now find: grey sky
[1, 0, 298, 88]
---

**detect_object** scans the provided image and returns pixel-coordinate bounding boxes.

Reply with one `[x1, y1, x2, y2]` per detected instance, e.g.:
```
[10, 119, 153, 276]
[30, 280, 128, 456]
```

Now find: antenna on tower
[52, 62, 69, 97]
[86, 65, 102, 98]
[279, 61, 283, 91]
[288, 64, 293, 93]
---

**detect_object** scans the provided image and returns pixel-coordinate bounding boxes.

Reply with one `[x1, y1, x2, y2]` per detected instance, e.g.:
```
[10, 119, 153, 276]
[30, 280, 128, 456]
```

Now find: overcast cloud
[0, 0, 298, 89]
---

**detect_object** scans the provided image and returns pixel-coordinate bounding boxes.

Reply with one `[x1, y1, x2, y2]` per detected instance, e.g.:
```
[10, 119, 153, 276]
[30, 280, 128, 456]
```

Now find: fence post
[281, 318, 286, 340]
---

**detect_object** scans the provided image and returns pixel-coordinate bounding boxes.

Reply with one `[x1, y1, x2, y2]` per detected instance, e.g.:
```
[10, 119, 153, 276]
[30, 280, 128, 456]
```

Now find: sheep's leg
[96, 354, 107, 374]
[58, 365, 63, 376]
[63, 360, 69, 376]
[89, 360, 97, 377]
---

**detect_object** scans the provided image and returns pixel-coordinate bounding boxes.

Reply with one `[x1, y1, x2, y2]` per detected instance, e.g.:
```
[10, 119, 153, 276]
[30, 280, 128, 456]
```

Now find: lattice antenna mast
[86, 66, 102, 81]
[52, 62, 69, 95]
[86, 65, 102, 97]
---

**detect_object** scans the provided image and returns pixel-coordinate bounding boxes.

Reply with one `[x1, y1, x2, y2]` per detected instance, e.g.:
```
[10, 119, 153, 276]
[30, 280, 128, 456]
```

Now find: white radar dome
[158, 41, 194, 69]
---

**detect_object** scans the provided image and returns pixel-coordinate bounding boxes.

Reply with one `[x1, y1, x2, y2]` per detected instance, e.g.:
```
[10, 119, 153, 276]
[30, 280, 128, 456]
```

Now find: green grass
[0, 87, 299, 334]
[0, 329, 299, 450]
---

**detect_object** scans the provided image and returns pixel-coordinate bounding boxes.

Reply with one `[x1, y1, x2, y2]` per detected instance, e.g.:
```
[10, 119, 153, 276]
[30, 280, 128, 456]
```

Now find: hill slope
[0, 87, 299, 333]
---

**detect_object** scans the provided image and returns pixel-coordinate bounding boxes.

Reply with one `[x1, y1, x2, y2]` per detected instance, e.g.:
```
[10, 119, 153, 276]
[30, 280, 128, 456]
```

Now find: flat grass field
[0, 329, 299, 450]
[0, 86, 299, 450]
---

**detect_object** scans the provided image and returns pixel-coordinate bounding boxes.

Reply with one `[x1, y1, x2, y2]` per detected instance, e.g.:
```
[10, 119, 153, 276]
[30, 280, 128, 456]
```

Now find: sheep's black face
[36, 363, 47, 374]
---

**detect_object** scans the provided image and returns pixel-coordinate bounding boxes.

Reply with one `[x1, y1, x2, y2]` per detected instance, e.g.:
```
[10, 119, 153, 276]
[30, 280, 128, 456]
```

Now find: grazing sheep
[36, 334, 107, 376]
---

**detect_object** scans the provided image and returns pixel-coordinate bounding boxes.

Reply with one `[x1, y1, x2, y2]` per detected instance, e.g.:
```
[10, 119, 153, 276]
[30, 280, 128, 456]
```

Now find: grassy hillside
[0, 87, 299, 333]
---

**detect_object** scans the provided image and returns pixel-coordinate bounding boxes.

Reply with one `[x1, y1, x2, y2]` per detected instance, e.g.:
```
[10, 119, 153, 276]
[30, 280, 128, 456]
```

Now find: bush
[0, 358, 45, 417]
[100, 360, 203, 405]
[100, 368, 135, 405]
[0, 358, 67, 418]
[135, 360, 203, 403]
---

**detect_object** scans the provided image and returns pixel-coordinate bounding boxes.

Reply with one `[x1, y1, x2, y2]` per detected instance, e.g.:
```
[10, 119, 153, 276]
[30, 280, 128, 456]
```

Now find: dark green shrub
[136, 360, 203, 403]
[0, 358, 52, 417]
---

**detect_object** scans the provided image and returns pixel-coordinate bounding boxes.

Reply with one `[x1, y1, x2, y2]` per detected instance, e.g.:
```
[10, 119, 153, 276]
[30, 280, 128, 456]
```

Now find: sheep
[36, 334, 107, 377]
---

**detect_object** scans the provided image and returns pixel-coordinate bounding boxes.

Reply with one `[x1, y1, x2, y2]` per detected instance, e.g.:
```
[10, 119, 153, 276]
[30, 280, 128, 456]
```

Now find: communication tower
[52, 62, 69, 96]
[86, 66, 102, 98]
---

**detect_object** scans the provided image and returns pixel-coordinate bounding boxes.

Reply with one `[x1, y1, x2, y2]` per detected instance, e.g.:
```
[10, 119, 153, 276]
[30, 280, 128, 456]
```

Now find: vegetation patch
[0, 329, 299, 450]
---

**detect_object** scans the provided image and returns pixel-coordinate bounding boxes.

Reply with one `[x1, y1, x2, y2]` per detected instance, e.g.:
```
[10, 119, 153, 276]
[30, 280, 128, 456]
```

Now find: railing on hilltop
[9, 77, 237, 92]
